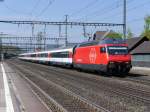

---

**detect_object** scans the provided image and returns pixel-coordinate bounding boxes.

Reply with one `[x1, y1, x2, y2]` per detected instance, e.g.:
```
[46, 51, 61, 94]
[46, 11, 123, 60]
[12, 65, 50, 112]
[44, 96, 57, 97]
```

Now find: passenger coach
[19, 47, 73, 66]
[19, 38, 132, 74]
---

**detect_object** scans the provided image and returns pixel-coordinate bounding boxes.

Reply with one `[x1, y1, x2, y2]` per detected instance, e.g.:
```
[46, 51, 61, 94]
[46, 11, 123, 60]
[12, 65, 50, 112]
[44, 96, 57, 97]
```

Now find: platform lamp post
[65, 15, 68, 47]
[0, 33, 4, 61]
[0, 35, 2, 61]
[0, 0, 4, 61]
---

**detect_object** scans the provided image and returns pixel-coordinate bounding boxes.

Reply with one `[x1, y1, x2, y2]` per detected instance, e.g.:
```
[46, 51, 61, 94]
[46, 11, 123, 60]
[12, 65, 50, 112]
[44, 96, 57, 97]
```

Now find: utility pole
[37, 32, 43, 51]
[0, 33, 4, 61]
[0, 35, 2, 61]
[0, 0, 4, 60]
[83, 25, 86, 38]
[43, 24, 46, 50]
[65, 15, 68, 47]
[123, 0, 126, 39]
[59, 25, 61, 37]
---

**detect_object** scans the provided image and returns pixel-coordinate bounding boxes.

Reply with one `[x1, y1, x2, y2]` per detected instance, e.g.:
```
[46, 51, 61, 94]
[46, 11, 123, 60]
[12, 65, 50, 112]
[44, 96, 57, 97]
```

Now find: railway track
[123, 77, 150, 86]
[17, 60, 150, 101]
[7, 62, 110, 112]
[7, 60, 150, 112]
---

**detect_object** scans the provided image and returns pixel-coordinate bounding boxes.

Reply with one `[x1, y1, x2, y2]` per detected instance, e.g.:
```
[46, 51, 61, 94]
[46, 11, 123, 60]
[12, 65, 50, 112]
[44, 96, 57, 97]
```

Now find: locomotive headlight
[109, 62, 114, 64]
[108, 62, 115, 68]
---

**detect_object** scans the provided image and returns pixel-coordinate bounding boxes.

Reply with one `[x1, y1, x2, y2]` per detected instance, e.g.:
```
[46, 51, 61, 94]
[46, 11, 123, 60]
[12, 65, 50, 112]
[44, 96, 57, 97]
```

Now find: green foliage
[106, 32, 123, 39]
[141, 15, 150, 39]
[127, 28, 133, 39]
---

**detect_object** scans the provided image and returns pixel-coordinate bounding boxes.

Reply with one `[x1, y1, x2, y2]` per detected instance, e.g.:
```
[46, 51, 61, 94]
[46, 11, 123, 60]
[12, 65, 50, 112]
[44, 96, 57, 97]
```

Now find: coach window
[43, 53, 48, 57]
[45, 53, 48, 57]
[60, 52, 69, 58]
[40, 53, 48, 57]
[51, 52, 57, 58]
[31, 54, 36, 57]
[38, 54, 41, 57]
[39, 54, 43, 57]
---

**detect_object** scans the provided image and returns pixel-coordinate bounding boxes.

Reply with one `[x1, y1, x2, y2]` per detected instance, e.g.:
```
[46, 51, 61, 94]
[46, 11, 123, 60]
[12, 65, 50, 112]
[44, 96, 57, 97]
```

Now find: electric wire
[30, 0, 41, 16]
[70, 0, 99, 17]
[36, 0, 55, 17]
[90, 0, 149, 22]
[3, 2, 30, 15]
[74, 0, 121, 21]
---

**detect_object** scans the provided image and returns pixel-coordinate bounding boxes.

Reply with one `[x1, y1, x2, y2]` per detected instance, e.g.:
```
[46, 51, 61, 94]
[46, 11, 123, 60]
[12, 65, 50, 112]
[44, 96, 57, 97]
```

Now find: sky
[0, 0, 150, 43]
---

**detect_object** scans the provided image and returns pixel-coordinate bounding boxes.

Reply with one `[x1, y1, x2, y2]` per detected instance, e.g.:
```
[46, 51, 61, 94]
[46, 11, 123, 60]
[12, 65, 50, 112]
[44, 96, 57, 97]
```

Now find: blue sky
[0, 0, 150, 42]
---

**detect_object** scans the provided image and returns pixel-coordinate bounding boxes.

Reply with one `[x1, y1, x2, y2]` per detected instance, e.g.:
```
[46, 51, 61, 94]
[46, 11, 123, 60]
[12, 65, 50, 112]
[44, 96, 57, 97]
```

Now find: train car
[73, 38, 132, 74]
[19, 47, 74, 67]
[19, 38, 132, 74]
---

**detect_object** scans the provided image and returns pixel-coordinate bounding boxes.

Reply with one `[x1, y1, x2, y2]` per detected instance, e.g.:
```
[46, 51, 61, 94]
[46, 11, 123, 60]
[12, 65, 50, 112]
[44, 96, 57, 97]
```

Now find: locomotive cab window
[107, 46, 128, 55]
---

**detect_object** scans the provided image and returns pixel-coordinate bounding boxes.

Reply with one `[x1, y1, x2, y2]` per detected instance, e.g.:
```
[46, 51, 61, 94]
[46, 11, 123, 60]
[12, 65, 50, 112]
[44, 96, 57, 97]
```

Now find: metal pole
[0, 35, 4, 61]
[59, 25, 61, 37]
[65, 15, 68, 47]
[43, 24, 46, 50]
[123, 0, 126, 39]
[0, 36, 2, 61]
[83, 25, 86, 38]
[0, 0, 4, 60]
[31, 24, 34, 52]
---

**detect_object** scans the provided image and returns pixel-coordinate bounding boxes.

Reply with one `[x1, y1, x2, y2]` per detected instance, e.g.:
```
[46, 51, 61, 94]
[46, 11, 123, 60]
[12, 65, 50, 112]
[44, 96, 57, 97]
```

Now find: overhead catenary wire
[98, 0, 134, 18]
[117, 1, 150, 24]
[29, 0, 41, 16]
[36, 0, 55, 17]
[3, 2, 30, 15]
[74, 0, 137, 22]
[127, 17, 145, 24]
[127, 0, 150, 13]
[89, 0, 149, 22]
[74, 0, 121, 22]
[70, 0, 99, 17]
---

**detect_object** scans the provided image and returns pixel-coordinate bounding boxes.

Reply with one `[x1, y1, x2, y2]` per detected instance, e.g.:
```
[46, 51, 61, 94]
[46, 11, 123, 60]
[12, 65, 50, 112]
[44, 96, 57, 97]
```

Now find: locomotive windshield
[107, 46, 128, 55]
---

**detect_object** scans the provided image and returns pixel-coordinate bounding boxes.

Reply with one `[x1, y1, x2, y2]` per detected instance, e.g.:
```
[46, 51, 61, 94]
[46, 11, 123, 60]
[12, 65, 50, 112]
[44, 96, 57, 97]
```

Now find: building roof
[93, 31, 122, 41]
[126, 37, 150, 54]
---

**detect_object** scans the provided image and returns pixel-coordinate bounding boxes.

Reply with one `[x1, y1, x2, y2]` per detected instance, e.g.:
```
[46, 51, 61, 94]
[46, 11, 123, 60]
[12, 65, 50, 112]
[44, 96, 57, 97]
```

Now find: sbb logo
[89, 48, 97, 64]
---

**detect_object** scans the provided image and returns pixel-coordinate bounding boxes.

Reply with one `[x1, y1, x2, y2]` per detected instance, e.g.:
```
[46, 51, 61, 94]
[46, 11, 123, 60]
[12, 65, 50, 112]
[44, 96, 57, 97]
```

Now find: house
[126, 37, 150, 67]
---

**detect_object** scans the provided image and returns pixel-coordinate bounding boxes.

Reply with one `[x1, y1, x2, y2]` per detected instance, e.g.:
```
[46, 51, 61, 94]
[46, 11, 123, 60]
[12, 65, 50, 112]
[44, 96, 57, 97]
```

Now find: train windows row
[51, 51, 69, 58]
[38, 53, 48, 57]
[20, 51, 70, 58]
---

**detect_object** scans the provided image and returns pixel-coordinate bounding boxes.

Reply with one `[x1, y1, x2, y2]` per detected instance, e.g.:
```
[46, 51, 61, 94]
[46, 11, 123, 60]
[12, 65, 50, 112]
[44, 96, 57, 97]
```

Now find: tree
[127, 28, 133, 39]
[141, 15, 150, 39]
[106, 32, 123, 39]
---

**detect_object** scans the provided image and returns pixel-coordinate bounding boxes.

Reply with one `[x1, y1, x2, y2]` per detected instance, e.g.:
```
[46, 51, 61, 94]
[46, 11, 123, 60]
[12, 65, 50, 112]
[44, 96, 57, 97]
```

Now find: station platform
[132, 66, 150, 71]
[0, 63, 6, 112]
[0, 62, 50, 112]
[131, 66, 150, 76]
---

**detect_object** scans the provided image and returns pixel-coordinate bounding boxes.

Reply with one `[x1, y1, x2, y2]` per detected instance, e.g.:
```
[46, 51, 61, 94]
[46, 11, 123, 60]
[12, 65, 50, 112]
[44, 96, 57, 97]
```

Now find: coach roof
[19, 47, 73, 55]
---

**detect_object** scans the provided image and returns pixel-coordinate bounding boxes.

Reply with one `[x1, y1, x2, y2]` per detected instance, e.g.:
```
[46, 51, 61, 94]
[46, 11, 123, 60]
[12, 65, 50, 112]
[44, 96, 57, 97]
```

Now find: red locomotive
[19, 38, 132, 75]
[73, 38, 132, 74]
